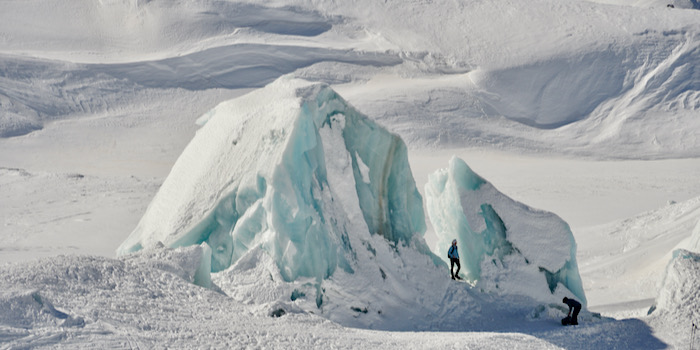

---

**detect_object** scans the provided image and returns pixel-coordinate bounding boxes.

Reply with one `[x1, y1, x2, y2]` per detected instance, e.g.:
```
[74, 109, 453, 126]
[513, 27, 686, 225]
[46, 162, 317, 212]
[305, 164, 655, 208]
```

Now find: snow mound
[0, 253, 232, 348]
[425, 156, 586, 305]
[122, 243, 215, 290]
[647, 249, 700, 348]
[651, 250, 700, 317]
[0, 289, 83, 331]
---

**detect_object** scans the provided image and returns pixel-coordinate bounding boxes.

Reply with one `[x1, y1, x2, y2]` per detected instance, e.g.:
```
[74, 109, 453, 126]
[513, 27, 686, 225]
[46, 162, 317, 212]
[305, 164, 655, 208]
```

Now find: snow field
[0, 167, 158, 264]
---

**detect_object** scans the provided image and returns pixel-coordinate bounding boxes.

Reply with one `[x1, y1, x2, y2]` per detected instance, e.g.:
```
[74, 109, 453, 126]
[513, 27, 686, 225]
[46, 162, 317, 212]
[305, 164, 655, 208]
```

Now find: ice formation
[117, 77, 432, 284]
[117, 77, 592, 329]
[650, 249, 700, 317]
[647, 249, 700, 344]
[425, 156, 586, 304]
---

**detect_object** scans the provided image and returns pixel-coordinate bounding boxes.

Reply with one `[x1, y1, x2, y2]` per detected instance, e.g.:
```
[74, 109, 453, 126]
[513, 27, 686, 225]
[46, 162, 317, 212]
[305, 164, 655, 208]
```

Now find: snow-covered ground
[2, 0, 700, 348]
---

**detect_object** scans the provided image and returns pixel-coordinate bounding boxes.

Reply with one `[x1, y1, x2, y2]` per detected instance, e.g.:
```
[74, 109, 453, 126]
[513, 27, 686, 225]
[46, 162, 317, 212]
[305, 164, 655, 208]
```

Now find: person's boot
[455, 275, 462, 280]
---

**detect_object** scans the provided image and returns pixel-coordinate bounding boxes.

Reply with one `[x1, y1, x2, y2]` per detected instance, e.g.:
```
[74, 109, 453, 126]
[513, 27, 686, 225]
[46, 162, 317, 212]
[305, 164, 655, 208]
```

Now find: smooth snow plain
[2, 0, 700, 348]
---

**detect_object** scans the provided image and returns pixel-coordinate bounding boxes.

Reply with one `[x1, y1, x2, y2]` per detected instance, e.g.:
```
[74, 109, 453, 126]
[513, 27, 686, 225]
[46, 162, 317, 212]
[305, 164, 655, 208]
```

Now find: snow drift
[425, 157, 586, 305]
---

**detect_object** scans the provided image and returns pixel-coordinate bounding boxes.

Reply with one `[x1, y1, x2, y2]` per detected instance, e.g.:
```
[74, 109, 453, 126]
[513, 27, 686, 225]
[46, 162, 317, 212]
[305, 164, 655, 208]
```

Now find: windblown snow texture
[425, 156, 586, 305]
[647, 249, 700, 346]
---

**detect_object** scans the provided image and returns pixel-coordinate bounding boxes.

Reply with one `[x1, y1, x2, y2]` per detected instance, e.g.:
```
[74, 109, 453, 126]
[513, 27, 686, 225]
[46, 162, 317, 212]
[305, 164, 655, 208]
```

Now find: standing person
[563, 297, 582, 325]
[448, 239, 461, 280]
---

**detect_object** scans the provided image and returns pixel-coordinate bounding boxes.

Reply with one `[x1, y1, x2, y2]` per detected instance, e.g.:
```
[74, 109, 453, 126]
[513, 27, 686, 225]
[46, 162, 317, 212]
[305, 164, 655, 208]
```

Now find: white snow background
[2, 0, 700, 348]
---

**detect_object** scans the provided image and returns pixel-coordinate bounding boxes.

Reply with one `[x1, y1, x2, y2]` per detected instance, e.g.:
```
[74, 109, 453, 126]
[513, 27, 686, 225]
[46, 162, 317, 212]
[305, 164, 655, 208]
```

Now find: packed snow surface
[0, 250, 667, 349]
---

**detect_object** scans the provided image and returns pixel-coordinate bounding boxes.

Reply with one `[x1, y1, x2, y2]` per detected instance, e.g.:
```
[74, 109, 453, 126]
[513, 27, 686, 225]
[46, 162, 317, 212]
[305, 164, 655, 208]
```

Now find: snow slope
[2, 0, 700, 157]
[578, 196, 700, 313]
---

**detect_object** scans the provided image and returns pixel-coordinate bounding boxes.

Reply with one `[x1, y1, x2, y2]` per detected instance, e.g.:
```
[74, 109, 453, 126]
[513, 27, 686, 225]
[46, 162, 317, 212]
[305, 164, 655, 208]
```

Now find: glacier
[425, 156, 587, 305]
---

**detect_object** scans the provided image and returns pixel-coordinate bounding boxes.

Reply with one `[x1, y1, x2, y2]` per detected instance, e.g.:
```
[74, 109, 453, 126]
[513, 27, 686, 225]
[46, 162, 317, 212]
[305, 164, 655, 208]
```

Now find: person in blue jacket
[563, 297, 582, 325]
[448, 239, 461, 280]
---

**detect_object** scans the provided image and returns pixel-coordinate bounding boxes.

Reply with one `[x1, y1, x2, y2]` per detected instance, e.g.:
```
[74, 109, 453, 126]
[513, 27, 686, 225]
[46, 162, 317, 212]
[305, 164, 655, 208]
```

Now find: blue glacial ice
[116, 77, 594, 329]
[425, 156, 587, 304]
[117, 77, 433, 286]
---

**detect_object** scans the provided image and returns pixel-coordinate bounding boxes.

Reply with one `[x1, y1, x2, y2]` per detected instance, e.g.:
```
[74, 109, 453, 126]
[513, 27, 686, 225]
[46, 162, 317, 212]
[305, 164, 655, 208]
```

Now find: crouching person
[563, 297, 582, 325]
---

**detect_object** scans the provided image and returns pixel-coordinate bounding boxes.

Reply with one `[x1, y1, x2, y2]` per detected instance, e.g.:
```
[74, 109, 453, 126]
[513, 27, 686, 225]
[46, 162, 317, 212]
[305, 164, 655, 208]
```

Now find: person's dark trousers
[450, 258, 460, 278]
[572, 305, 581, 325]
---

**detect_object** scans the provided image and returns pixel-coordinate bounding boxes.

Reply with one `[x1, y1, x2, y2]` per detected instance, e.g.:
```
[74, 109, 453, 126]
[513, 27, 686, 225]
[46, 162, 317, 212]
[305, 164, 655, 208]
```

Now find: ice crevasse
[425, 156, 587, 305]
[117, 77, 434, 286]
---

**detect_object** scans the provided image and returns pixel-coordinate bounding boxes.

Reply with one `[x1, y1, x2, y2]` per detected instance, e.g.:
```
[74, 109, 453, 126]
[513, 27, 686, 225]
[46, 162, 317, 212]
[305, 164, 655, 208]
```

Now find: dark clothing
[447, 244, 461, 279]
[564, 298, 581, 311]
[448, 245, 459, 259]
[450, 258, 461, 279]
[569, 305, 581, 325]
[564, 298, 582, 325]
